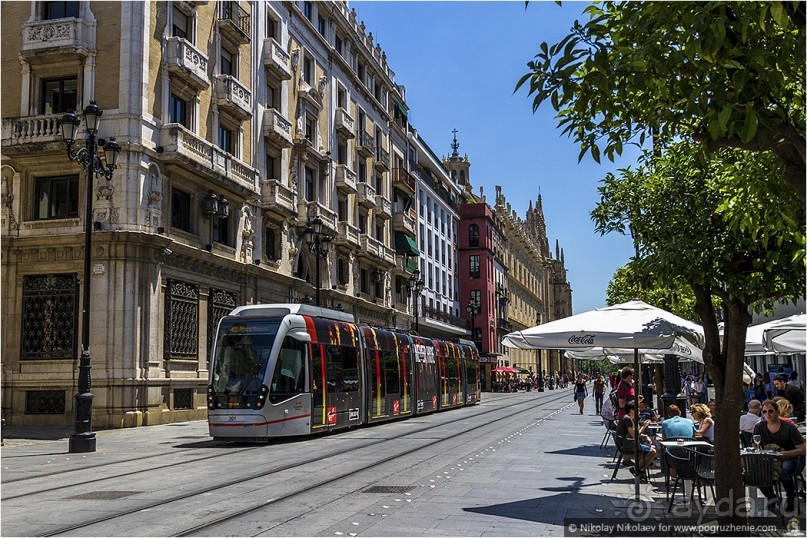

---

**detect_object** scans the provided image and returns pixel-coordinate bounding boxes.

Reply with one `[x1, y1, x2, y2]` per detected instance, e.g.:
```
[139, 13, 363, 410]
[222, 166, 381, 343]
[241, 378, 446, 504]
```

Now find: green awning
[395, 232, 420, 256]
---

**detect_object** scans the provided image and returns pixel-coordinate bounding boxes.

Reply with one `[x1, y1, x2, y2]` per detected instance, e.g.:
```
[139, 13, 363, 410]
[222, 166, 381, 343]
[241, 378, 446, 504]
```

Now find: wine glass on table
[752, 434, 761, 451]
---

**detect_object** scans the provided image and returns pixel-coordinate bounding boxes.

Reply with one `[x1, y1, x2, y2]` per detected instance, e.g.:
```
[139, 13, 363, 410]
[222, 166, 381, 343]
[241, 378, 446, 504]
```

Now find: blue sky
[353, 0, 641, 314]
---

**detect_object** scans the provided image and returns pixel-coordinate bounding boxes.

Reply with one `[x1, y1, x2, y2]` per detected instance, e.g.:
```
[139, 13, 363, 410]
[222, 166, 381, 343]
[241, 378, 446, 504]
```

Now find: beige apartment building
[1, 0, 570, 429]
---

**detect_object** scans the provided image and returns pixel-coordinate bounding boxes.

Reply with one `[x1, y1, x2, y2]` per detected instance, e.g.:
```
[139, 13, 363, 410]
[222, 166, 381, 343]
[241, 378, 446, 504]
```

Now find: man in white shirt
[740, 399, 762, 433]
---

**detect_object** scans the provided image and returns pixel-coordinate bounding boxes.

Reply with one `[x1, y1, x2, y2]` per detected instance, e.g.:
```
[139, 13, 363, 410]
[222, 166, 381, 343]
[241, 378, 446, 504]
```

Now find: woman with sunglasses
[752, 399, 806, 514]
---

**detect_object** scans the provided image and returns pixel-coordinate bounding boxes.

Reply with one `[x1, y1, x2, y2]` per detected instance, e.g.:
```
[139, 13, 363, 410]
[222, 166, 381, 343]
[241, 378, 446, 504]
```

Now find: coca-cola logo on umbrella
[568, 334, 595, 345]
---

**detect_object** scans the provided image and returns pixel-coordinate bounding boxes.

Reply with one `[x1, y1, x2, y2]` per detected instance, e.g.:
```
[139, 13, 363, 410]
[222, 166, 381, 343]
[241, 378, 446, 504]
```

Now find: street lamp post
[59, 101, 120, 454]
[202, 191, 230, 251]
[408, 268, 424, 332]
[304, 217, 331, 306]
[466, 298, 480, 345]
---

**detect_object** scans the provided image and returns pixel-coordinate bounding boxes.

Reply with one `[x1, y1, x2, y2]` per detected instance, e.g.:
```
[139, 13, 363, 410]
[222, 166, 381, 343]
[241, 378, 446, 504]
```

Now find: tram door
[310, 341, 362, 431]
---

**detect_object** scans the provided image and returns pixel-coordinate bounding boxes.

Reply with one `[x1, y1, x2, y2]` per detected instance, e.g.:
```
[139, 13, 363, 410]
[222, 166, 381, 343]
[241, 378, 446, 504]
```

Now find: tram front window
[210, 320, 280, 408]
[269, 336, 305, 403]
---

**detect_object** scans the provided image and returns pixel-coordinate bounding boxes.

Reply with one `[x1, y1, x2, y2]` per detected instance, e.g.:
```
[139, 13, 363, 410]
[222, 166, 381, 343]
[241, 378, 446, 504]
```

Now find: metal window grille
[173, 388, 194, 410]
[21, 274, 78, 360]
[26, 390, 66, 414]
[207, 288, 238, 352]
[164, 279, 199, 359]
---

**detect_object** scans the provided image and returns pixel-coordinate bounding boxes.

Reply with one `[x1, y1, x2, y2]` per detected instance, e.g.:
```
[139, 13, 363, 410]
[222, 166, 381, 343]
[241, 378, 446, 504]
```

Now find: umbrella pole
[633, 348, 641, 501]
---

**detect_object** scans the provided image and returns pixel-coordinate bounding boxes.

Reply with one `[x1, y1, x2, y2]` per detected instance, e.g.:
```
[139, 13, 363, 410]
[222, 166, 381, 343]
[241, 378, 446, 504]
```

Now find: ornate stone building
[0, 0, 430, 428]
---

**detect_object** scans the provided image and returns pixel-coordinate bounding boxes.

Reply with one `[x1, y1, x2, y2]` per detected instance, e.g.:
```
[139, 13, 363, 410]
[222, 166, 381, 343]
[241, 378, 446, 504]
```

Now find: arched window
[468, 224, 479, 247]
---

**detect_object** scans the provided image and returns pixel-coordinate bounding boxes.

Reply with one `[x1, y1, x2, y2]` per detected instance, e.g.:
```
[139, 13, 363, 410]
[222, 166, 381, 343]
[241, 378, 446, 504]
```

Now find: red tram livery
[207, 304, 480, 441]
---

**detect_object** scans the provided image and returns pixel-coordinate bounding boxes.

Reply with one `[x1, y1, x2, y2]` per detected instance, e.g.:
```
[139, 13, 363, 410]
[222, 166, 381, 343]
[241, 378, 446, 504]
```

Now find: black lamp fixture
[304, 216, 331, 306]
[202, 190, 230, 251]
[59, 100, 121, 454]
[467, 298, 480, 344]
[408, 268, 425, 332]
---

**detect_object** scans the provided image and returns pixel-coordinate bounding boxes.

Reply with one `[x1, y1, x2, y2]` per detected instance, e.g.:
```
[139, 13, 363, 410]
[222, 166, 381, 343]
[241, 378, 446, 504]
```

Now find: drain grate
[362, 485, 415, 494]
[67, 490, 141, 500]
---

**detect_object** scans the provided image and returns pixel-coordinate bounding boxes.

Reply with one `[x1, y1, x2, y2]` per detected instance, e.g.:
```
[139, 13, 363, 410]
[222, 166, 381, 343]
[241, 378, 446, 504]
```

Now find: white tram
[207, 304, 480, 441]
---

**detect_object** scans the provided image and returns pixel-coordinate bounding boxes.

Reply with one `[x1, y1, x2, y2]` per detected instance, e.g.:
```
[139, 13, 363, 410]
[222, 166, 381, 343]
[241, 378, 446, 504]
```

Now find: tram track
[3, 393, 527, 498]
[24, 389, 574, 537]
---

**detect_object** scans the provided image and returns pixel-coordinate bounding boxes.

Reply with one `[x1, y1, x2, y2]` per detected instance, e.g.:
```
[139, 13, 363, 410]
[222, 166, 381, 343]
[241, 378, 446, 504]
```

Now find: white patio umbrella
[502, 299, 704, 501]
[763, 313, 806, 354]
[564, 334, 705, 364]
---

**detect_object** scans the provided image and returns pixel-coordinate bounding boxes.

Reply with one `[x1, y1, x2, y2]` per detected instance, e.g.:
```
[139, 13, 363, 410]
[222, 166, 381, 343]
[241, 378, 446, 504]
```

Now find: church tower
[442, 129, 472, 199]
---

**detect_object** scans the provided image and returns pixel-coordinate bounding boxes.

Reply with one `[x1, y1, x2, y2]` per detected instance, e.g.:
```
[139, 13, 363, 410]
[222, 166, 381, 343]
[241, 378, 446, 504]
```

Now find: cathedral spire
[451, 128, 460, 157]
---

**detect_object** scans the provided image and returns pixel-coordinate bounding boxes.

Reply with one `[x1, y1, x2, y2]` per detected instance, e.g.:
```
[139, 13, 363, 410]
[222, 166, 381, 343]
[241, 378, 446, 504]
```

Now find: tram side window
[384, 350, 400, 395]
[270, 336, 305, 403]
[325, 344, 359, 392]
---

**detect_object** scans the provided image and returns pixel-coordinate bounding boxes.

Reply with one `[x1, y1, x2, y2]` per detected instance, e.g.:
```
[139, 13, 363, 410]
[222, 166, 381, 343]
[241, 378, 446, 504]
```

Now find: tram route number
[349, 408, 360, 421]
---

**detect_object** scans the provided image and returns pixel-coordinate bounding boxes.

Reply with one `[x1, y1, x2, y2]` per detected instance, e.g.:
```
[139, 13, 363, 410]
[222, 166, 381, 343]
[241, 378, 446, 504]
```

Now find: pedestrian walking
[574, 374, 588, 415]
[593, 374, 606, 415]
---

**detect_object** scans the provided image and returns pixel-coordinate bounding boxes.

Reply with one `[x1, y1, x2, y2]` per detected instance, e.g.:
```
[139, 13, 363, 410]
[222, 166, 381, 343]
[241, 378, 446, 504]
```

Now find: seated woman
[752, 400, 806, 514]
[774, 397, 797, 425]
[691, 403, 714, 443]
[616, 401, 658, 477]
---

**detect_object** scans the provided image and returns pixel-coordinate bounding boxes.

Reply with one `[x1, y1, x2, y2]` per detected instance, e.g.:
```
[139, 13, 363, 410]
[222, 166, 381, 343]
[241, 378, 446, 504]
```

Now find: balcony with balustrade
[391, 167, 416, 195]
[297, 200, 337, 234]
[391, 208, 416, 235]
[357, 132, 375, 159]
[21, 16, 94, 60]
[356, 182, 376, 208]
[359, 234, 395, 265]
[2, 114, 64, 155]
[263, 108, 293, 148]
[218, 0, 251, 45]
[159, 123, 259, 195]
[214, 75, 252, 121]
[333, 221, 360, 248]
[375, 195, 392, 220]
[335, 164, 357, 194]
[263, 38, 291, 80]
[334, 108, 355, 139]
[164, 36, 210, 89]
[374, 146, 390, 171]
[261, 178, 296, 217]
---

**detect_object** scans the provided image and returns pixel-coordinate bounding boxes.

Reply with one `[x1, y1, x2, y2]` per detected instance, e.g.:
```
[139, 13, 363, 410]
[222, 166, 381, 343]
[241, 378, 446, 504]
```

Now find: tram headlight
[255, 385, 269, 409]
[207, 385, 215, 410]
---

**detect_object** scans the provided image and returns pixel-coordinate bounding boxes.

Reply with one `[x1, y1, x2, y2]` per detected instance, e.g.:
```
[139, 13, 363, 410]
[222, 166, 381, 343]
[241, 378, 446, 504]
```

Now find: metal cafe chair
[611, 434, 649, 482]
[665, 445, 706, 512]
[741, 452, 785, 525]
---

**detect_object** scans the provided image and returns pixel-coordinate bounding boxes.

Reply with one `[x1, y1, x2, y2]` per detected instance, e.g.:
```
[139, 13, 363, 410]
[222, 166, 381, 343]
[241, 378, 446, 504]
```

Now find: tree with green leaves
[592, 140, 805, 524]
[517, 2, 806, 204]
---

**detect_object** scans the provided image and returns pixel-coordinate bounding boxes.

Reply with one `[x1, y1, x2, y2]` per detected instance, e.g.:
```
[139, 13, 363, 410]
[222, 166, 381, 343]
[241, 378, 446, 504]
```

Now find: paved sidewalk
[1, 391, 804, 536]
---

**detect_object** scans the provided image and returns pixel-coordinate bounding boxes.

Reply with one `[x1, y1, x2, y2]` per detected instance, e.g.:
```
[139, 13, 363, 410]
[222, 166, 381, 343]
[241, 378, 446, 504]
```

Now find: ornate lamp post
[467, 298, 480, 345]
[408, 268, 425, 332]
[59, 101, 120, 453]
[304, 217, 331, 306]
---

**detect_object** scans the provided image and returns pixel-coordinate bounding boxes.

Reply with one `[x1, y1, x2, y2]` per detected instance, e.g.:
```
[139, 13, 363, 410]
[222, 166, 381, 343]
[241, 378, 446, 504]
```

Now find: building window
[164, 279, 199, 360]
[303, 1, 313, 20]
[43, 1, 79, 20]
[305, 117, 315, 142]
[172, 5, 190, 39]
[266, 14, 278, 39]
[220, 47, 234, 76]
[318, 15, 326, 36]
[21, 274, 78, 360]
[468, 224, 479, 247]
[34, 174, 78, 220]
[218, 125, 234, 154]
[469, 255, 480, 279]
[305, 166, 315, 201]
[303, 56, 314, 84]
[335, 34, 343, 55]
[42, 77, 77, 115]
[171, 188, 191, 232]
[207, 288, 237, 352]
[337, 257, 348, 285]
[337, 86, 346, 109]
[170, 93, 189, 127]
[267, 82, 279, 108]
[213, 213, 229, 245]
[266, 153, 278, 179]
[337, 196, 347, 221]
[360, 268, 369, 294]
[265, 225, 277, 260]
[358, 211, 367, 234]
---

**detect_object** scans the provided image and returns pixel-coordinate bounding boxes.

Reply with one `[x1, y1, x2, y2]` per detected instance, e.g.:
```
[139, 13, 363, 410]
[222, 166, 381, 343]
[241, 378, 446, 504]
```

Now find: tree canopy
[517, 1, 806, 203]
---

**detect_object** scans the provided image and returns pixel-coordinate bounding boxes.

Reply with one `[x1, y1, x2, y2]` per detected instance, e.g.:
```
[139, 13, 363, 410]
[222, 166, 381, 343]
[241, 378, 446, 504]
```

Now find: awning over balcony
[394, 232, 419, 256]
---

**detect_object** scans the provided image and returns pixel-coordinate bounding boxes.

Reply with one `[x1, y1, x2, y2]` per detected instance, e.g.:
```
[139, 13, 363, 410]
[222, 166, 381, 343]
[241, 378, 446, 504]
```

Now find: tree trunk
[693, 286, 750, 528]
